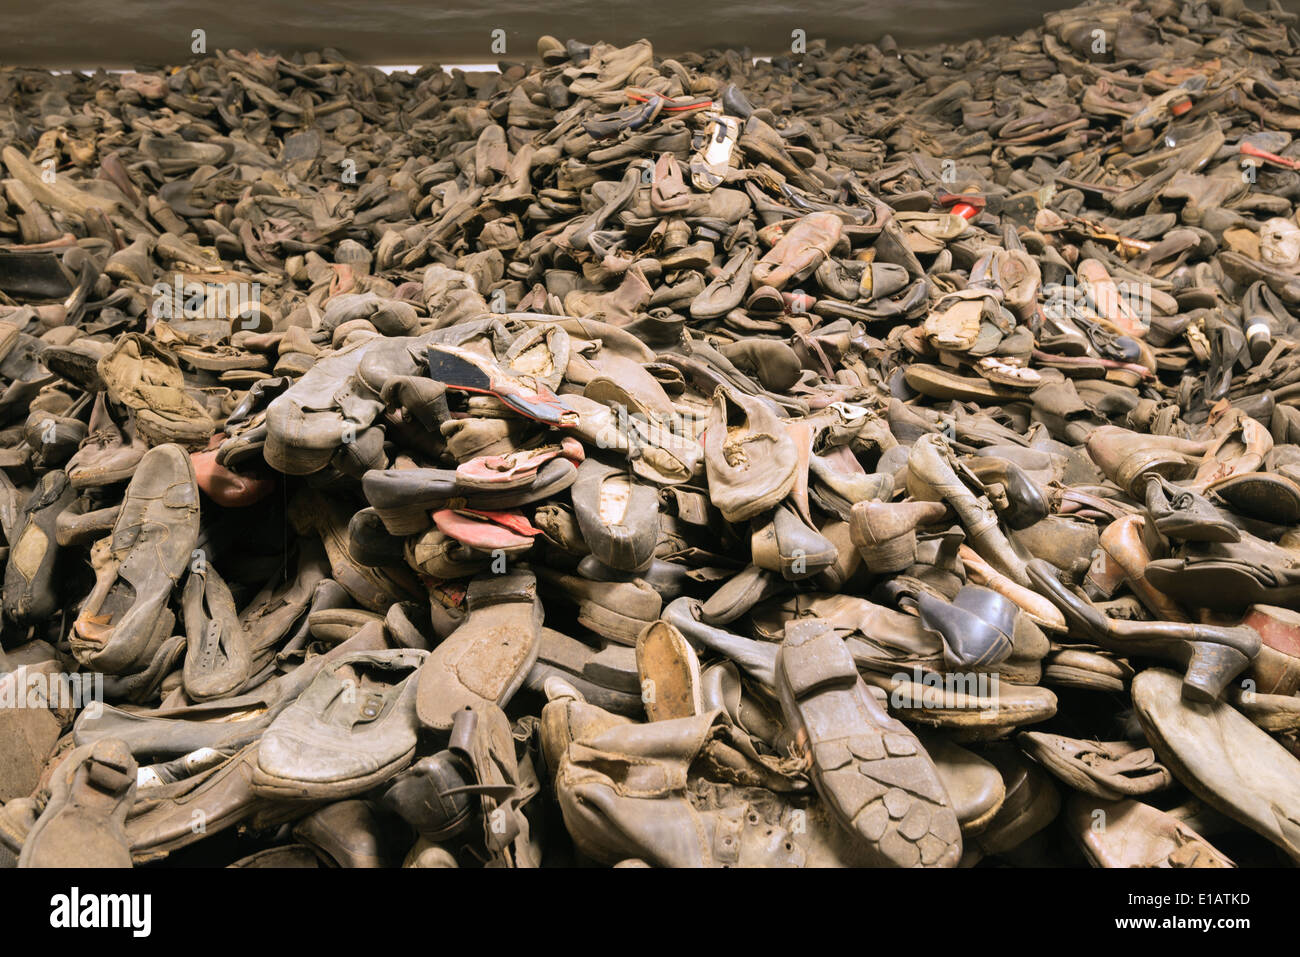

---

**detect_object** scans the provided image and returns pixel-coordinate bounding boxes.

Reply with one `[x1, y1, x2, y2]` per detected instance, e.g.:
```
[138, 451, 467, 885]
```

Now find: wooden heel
[1183, 642, 1252, 703]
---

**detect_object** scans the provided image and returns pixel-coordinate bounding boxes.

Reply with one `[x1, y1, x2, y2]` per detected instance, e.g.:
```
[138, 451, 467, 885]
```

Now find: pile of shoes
[5, 0, 1300, 868]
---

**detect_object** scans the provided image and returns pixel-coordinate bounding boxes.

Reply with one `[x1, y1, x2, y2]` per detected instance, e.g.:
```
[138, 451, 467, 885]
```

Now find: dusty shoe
[19, 739, 137, 868]
[66, 392, 147, 488]
[1019, 732, 1172, 801]
[1133, 667, 1300, 863]
[1026, 559, 1260, 703]
[415, 570, 542, 733]
[775, 618, 961, 867]
[703, 386, 797, 522]
[536, 568, 662, 645]
[635, 620, 704, 722]
[849, 499, 947, 574]
[544, 682, 854, 867]
[691, 245, 757, 319]
[427, 343, 578, 427]
[3, 469, 75, 623]
[0, 662, 68, 802]
[750, 504, 838, 581]
[71, 443, 200, 675]
[571, 458, 660, 573]
[263, 337, 388, 475]
[97, 333, 214, 448]
[253, 649, 427, 800]
[1067, 795, 1233, 868]
[1142, 474, 1239, 543]
[916, 585, 1017, 671]
[180, 563, 254, 703]
[751, 212, 843, 290]
[908, 434, 1029, 586]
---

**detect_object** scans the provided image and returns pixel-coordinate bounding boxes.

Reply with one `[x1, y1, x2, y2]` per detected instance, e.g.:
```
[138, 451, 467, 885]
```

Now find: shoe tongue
[85, 758, 133, 795]
[163, 481, 199, 509]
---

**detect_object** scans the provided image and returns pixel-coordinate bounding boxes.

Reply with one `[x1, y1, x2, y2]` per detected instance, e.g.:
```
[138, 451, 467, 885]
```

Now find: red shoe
[192, 434, 274, 507]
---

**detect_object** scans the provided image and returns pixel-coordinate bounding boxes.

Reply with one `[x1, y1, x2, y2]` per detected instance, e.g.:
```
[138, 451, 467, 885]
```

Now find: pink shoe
[432, 508, 542, 553]
[455, 437, 585, 490]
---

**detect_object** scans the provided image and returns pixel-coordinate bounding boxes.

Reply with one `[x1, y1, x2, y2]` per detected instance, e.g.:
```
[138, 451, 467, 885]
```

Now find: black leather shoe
[917, 584, 1016, 670]
[967, 456, 1049, 530]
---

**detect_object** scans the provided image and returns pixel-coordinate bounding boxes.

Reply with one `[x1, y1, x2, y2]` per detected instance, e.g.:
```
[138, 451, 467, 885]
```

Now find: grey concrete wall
[5, 0, 1282, 69]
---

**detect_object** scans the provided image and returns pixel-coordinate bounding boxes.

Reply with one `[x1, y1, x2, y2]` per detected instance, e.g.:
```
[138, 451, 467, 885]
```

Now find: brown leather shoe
[849, 499, 948, 573]
[702, 386, 797, 522]
[1020, 732, 1172, 800]
[1068, 795, 1232, 868]
[1098, 514, 1188, 622]
[66, 393, 146, 489]
[776, 618, 962, 867]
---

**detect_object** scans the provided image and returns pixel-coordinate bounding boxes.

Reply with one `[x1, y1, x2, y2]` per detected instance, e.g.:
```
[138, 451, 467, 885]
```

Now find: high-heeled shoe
[1098, 514, 1188, 622]
[966, 456, 1050, 530]
[849, 499, 947, 574]
[1025, 558, 1260, 703]
[908, 434, 1030, 586]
